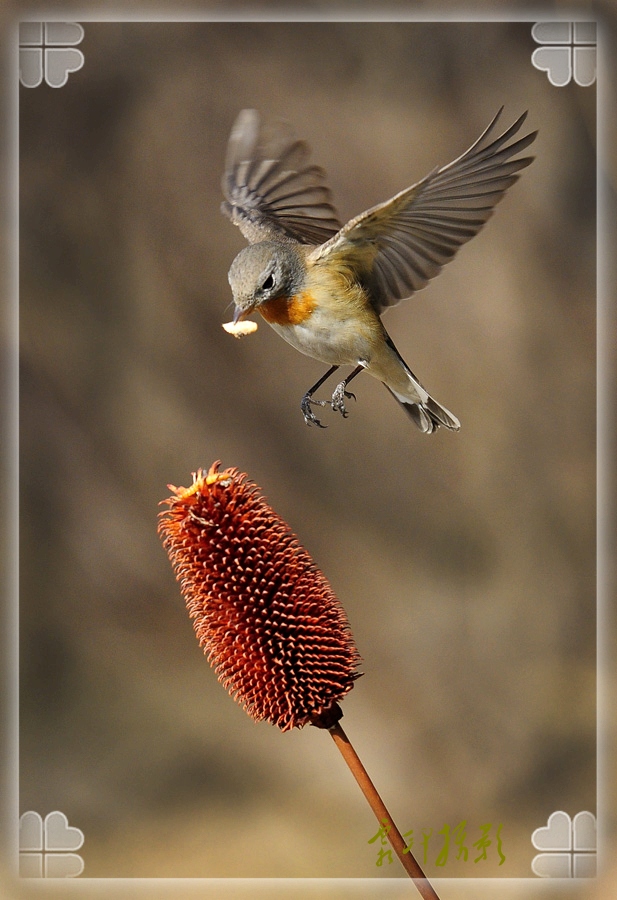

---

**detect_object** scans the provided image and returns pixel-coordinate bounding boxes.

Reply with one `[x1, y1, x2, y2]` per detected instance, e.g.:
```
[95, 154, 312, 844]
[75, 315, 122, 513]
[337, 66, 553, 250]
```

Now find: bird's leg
[301, 365, 340, 427]
[331, 364, 365, 418]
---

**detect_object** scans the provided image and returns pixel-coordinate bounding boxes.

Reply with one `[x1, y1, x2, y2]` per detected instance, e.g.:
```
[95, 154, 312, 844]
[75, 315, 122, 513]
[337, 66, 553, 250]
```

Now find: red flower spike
[158, 462, 362, 732]
[158, 463, 441, 897]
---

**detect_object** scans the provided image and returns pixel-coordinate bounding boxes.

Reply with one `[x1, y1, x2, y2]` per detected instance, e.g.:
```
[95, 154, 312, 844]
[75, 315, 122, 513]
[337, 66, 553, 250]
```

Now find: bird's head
[227, 242, 305, 321]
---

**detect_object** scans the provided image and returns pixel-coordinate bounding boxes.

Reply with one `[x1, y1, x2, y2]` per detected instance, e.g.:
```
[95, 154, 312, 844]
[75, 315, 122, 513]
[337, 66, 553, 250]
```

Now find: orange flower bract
[158, 462, 361, 731]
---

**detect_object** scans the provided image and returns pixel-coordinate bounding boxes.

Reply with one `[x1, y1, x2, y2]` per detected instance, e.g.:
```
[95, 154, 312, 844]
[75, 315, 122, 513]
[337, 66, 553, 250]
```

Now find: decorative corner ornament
[19, 22, 84, 88]
[531, 22, 596, 87]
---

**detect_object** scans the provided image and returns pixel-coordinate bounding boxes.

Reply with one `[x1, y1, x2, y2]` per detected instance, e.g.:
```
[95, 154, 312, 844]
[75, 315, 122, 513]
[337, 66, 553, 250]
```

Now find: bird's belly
[268, 314, 372, 367]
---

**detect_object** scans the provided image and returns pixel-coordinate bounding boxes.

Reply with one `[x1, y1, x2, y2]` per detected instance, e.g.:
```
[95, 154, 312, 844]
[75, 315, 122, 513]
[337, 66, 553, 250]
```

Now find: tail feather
[385, 385, 460, 433]
[381, 333, 460, 433]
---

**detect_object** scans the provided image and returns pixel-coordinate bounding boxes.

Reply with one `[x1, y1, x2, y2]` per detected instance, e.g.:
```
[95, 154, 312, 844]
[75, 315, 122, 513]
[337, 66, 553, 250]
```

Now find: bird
[221, 108, 537, 431]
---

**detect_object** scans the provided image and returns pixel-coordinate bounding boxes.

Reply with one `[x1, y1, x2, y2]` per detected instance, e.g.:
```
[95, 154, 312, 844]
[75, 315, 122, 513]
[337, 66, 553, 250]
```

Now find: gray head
[227, 241, 305, 319]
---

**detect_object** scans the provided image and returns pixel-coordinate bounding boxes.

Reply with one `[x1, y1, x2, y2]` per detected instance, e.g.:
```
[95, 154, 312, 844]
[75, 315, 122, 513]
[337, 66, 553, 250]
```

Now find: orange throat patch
[258, 291, 316, 327]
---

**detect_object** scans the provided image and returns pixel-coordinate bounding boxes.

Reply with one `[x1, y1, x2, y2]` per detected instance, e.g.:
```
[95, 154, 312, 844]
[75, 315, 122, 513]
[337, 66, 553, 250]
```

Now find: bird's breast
[258, 291, 316, 326]
[260, 272, 382, 368]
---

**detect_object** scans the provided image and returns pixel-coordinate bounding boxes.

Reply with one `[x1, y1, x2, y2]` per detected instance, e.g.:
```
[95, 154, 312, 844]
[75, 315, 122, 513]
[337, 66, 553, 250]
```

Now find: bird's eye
[262, 274, 275, 291]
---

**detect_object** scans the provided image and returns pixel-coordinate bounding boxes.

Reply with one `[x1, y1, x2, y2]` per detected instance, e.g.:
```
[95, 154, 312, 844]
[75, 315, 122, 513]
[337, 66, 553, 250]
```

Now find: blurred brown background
[10, 9, 610, 898]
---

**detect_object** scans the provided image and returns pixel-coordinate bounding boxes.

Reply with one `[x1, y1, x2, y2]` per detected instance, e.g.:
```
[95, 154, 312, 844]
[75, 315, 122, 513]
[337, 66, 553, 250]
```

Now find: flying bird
[222, 108, 536, 430]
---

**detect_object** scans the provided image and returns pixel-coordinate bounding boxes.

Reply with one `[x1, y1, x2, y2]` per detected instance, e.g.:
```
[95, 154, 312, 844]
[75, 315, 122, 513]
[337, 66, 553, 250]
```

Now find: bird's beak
[233, 304, 250, 324]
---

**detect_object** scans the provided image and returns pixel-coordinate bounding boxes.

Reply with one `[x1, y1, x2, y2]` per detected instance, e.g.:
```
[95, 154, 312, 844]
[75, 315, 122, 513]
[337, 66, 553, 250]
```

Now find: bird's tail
[381, 332, 460, 433]
[385, 386, 460, 433]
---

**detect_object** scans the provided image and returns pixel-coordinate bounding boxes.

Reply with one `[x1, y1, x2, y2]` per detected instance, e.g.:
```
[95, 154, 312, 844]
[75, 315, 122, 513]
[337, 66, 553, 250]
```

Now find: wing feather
[310, 108, 537, 311]
[221, 109, 342, 245]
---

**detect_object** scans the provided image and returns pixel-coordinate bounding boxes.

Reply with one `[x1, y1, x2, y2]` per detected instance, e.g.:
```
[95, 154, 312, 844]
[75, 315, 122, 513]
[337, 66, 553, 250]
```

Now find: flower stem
[328, 721, 441, 900]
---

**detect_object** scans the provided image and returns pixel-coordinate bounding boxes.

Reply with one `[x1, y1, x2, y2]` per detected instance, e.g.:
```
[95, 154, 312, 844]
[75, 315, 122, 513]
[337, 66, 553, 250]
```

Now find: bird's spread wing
[221, 109, 342, 246]
[310, 109, 537, 314]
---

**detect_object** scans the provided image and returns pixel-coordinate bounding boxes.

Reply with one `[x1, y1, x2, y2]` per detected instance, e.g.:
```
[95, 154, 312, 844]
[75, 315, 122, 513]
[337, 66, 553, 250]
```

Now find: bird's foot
[301, 392, 328, 428]
[331, 381, 356, 418]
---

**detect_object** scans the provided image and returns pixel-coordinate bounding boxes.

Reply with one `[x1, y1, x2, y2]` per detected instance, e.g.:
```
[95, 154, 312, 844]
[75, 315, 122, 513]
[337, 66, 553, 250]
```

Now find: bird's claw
[331, 382, 356, 418]
[301, 393, 328, 428]
[301, 382, 357, 425]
